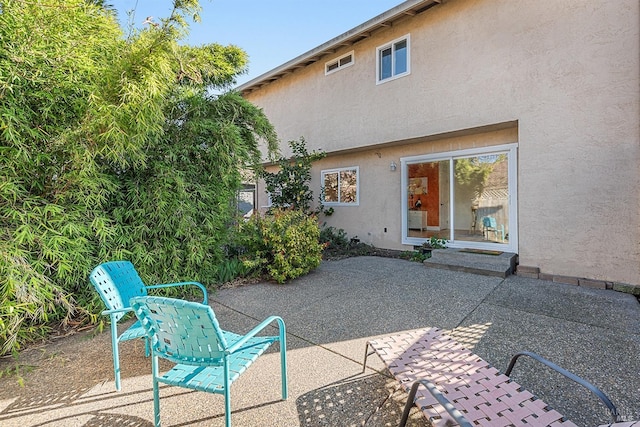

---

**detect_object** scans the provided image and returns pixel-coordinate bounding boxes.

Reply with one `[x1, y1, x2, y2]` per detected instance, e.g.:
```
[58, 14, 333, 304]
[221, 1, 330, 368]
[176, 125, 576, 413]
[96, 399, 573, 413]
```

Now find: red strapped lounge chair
[363, 327, 630, 427]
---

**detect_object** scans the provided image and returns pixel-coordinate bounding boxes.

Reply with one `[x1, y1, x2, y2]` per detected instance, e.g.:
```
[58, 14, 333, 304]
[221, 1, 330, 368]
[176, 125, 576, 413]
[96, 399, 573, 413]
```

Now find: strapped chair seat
[158, 329, 276, 392]
[131, 296, 287, 427]
[89, 261, 208, 391]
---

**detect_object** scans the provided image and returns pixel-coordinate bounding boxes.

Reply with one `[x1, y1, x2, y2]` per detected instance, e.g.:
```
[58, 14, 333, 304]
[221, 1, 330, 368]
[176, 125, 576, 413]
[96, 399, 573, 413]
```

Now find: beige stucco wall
[257, 127, 517, 247]
[247, 0, 640, 286]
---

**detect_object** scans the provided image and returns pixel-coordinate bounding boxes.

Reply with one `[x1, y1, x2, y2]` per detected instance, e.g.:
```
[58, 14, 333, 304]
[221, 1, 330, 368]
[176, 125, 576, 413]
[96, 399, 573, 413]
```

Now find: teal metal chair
[482, 216, 505, 242]
[89, 261, 208, 391]
[130, 296, 287, 427]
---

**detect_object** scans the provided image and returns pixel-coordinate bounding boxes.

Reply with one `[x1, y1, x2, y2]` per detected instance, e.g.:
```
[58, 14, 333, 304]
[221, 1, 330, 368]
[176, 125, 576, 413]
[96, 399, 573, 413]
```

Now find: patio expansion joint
[454, 277, 506, 330]
[212, 299, 374, 368]
[479, 298, 640, 336]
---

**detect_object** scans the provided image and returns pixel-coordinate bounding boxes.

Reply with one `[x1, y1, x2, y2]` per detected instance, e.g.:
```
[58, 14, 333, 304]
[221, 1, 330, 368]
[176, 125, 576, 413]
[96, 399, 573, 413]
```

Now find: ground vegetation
[0, 0, 277, 355]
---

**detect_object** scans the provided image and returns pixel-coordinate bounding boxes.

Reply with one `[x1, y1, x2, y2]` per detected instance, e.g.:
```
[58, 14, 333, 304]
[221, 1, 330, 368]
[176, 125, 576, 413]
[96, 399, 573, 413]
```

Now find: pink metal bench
[363, 327, 626, 427]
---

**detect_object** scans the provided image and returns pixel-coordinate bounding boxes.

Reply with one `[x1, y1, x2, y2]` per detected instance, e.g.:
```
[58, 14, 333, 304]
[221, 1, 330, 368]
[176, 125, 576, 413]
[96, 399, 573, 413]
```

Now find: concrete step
[423, 249, 517, 278]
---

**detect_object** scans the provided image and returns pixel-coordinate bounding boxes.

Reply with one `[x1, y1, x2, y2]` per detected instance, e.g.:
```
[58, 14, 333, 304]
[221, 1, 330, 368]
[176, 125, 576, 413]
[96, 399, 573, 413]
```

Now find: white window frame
[376, 34, 411, 84]
[321, 166, 360, 206]
[261, 190, 278, 208]
[325, 51, 354, 75]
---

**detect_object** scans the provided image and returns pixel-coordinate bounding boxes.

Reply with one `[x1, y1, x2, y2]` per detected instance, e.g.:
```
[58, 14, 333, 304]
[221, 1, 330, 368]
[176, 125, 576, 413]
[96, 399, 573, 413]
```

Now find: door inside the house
[407, 160, 448, 234]
[404, 146, 515, 249]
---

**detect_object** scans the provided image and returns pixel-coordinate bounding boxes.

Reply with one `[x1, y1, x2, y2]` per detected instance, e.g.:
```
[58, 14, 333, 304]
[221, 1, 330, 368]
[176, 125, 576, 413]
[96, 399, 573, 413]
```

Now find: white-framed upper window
[321, 166, 359, 206]
[325, 51, 354, 75]
[376, 34, 410, 84]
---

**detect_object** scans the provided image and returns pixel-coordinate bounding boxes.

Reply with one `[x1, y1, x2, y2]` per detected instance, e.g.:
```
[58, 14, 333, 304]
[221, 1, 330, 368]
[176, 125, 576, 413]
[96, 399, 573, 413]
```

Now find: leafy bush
[0, 252, 75, 355]
[212, 257, 257, 284]
[401, 250, 429, 263]
[319, 225, 350, 251]
[425, 237, 448, 249]
[261, 138, 325, 214]
[239, 210, 323, 284]
[319, 226, 383, 259]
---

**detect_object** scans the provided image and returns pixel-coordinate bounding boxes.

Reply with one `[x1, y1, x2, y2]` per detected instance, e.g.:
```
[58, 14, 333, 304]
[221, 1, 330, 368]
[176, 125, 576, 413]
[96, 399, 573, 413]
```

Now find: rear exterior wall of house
[244, 0, 640, 286]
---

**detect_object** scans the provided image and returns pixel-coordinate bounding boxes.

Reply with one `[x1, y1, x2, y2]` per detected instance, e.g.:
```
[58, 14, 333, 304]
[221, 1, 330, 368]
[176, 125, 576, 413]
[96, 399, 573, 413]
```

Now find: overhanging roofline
[260, 121, 518, 167]
[237, 0, 443, 95]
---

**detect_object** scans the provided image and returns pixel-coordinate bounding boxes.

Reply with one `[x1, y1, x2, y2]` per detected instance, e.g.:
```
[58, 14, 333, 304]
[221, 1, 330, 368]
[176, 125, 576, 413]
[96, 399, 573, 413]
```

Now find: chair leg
[280, 346, 288, 400]
[279, 321, 288, 400]
[223, 362, 232, 427]
[152, 356, 161, 427]
[362, 342, 372, 374]
[399, 381, 421, 427]
[110, 317, 121, 391]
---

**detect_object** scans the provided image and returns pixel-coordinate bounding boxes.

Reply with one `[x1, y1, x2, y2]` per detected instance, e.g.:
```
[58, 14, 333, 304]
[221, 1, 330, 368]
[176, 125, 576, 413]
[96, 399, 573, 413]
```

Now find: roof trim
[237, 0, 443, 95]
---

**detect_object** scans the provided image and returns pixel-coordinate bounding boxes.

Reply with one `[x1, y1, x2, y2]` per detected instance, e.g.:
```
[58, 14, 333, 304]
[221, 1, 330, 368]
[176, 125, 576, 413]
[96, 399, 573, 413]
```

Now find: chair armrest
[101, 307, 133, 316]
[506, 351, 620, 423]
[146, 281, 208, 303]
[226, 316, 286, 354]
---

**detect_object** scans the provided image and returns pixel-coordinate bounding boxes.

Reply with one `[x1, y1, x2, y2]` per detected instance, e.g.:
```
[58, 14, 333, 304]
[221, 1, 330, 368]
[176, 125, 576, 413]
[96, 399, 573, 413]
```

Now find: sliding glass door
[401, 144, 517, 251]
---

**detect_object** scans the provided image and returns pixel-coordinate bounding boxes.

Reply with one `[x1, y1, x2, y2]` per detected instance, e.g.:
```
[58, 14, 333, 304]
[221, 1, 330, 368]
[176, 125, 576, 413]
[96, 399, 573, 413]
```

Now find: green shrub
[425, 237, 448, 249]
[239, 210, 322, 284]
[319, 225, 349, 250]
[212, 256, 262, 284]
[400, 250, 429, 263]
[260, 138, 325, 214]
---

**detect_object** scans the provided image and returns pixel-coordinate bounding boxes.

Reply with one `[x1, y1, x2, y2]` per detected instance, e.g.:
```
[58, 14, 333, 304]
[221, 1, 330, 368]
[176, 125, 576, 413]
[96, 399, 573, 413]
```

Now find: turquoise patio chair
[89, 261, 208, 391]
[482, 216, 505, 242]
[130, 296, 287, 427]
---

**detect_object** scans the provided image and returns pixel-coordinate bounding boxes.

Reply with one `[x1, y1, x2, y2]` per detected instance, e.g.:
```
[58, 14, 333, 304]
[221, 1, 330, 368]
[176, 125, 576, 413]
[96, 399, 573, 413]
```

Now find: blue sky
[110, 0, 402, 86]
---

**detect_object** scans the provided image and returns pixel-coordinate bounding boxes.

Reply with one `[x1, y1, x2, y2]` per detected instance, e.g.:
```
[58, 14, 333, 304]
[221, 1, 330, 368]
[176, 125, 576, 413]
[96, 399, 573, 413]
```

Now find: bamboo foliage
[0, 0, 278, 355]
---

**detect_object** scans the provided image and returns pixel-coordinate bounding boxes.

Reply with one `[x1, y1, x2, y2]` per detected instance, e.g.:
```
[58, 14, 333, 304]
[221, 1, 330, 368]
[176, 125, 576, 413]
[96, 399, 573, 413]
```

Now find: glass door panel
[406, 160, 449, 239]
[402, 145, 516, 250]
[453, 154, 508, 243]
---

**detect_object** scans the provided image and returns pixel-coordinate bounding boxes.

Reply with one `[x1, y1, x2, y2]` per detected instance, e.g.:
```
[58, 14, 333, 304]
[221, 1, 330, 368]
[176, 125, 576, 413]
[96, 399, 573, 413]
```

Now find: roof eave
[236, 0, 442, 95]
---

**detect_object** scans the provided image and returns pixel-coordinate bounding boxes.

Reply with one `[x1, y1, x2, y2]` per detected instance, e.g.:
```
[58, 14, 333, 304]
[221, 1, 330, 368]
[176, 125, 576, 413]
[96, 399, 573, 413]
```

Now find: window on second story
[325, 51, 354, 75]
[377, 34, 410, 83]
[322, 166, 359, 206]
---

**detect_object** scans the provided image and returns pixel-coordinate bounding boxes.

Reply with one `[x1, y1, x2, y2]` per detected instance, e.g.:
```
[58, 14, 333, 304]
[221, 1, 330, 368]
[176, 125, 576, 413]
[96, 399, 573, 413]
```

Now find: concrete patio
[1, 256, 638, 426]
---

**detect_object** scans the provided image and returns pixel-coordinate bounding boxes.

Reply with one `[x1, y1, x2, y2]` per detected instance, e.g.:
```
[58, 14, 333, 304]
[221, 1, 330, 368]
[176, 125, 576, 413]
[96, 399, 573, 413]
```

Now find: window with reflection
[322, 167, 359, 205]
[403, 148, 513, 247]
[377, 35, 410, 83]
[453, 154, 508, 243]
